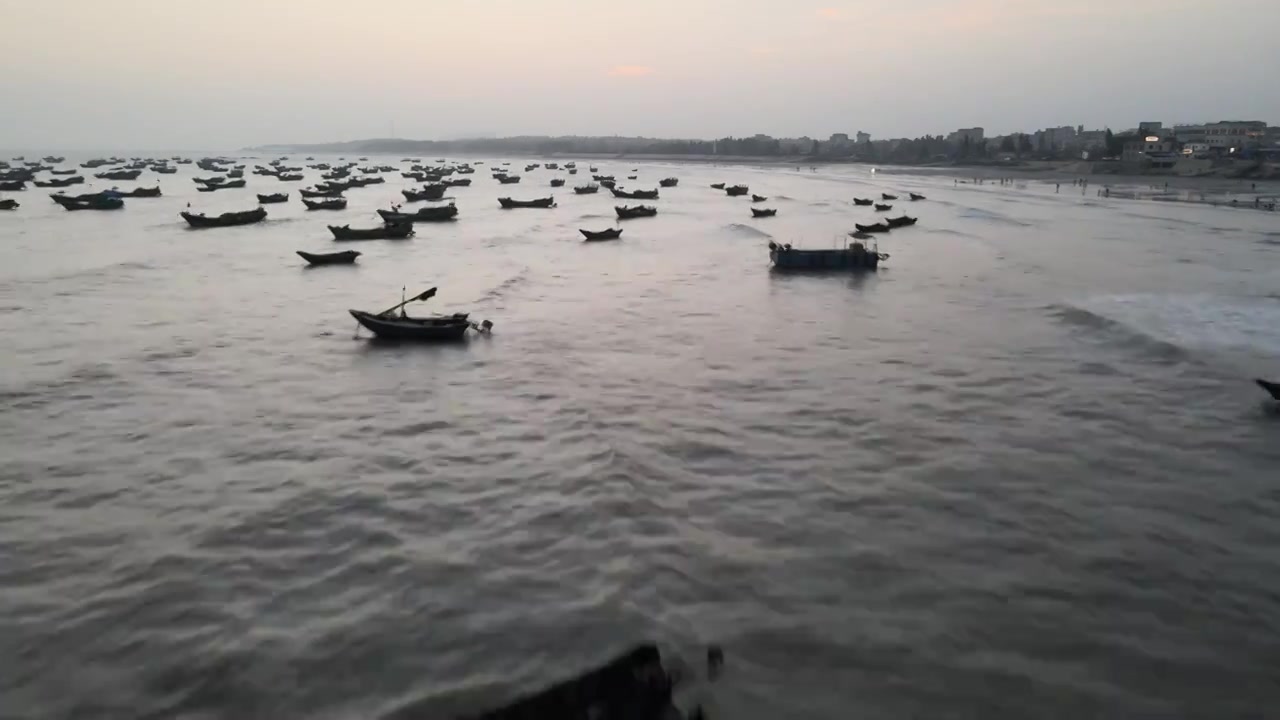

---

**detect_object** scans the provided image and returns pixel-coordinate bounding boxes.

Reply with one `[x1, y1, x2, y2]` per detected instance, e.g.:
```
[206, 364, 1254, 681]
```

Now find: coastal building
[947, 127, 984, 145]
[1033, 125, 1078, 150]
[856, 131, 871, 144]
[1138, 121, 1165, 136]
[1122, 134, 1179, 168]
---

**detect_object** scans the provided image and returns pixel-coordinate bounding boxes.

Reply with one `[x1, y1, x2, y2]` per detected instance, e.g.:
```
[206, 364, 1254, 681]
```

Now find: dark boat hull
[257, 194, 289, 204]
[297, 250, 360, 265]
[465, 644, 678, 720]
[580, 228, 623, 241]
[378, 206, 458, 223]
[180, 208, 267, 228]
[771, 244, 882, 271]
[1258, 379, 1280, 401]
[329, 223, 415, 240]
[751, 209, 776, 217]
[615, 205, 657, 219]
[349, 310, 471, 342]
[498, 197, 555, 208]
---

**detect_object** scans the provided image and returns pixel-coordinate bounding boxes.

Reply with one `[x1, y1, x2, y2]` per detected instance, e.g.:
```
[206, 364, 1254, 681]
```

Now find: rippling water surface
[2, 159, 1279, 719]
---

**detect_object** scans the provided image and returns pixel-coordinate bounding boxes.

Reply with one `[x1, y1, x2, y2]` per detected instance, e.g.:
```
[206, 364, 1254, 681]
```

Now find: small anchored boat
[855, 222, 890, 233]
[580, 228, 623, 241]
[377, 204, 458, 223]
[882, 193, 898, 200]
[710, 182, 725, 189]
[61, 195, 124, 211]
[297, 249, 360, 265]
[769, 240, 886, 271]
[725, 185, 749, 196]
[329, 223, 415, 240]
[303, 197, 348, 210]
[874, 203, 893, 211]
[0, 198, 18, 210]
[616, 204, 657, 219]
[33, 176, 85, 188]
[574, 184, 600, 194]
[180, 207, 267, 227]
[550, 178, 566, 187]
[257, 192, 289, 204]
[112, 186, 161, 198]
[852, 198, 873, 206]
[498, 196, 555, 208]
[751, 208, 777, 218]
[350, 287, 493, 342]
[497, 175, 522, 184]
[1257, 379, 1280, 401]
[300, 187, 342, 198]
[885, 215, 917, 229]
[402, 184, 448, 201]
[751, 194, 768, 202]
[610, 187, 659, 200]
[659, 177, 678, 187]
[909, 193, 926, 201]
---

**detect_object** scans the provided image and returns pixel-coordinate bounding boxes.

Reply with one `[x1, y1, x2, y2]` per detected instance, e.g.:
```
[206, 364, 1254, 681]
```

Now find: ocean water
[1, 159, 1279, 719]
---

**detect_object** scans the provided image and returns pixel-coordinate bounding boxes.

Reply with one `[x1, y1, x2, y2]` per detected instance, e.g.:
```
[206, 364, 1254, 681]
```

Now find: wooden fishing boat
[33, 176, 84, 187]
[300, 187, 342, 198]
[769, 240, 885, 271]
[909, 193, 926, 201]
[0, 180, 26, 191]
[751, 208, 777, 218]
[751, 194, 767, 202]
[852, 198, 873, 206]
[110, 186, 161, 197]
[199, 178, 247, 191]
[443, 178, 471, 187]
[466, 644, 687, 720]
[277, 173, 303, 181]
[43, 156, 65, 163]
[0, 198, 18, 210]
[659, 177, 678, 187]
[885, 215, 917, 228]
[550, 178, 565, 187]
[303, 197, 347, 210]
[349, 287, 492, 342]
[257, 192, 289, 204]
[615, 204, 657, 219]
[329, 223, 415, 240]
[155, 166, 177, 174]
[599, 179, 616, 189]
[1257, 379, 1280, 401]
[882, 193, 898, 200]
[94, 169, 142, 181]
[874, 203, 892, 211]
[855, 222, 890, 233]
[592, 174, 615, 182]
[627, 175, 637, 180]
[574, 184, 599, 194]
[180, 207, 267, 227]
[610, 187, 659, 200]
[568, 168, 578, 174]
[377, 204, 458, 223]
[50, 168, 77, 175]
[499, 196, 555, 209]
[580, 228, 623, 241]
[297, 249, 360, 265]
[402, 184, 447, 201]
[497, 175, 522, 184]
[62, 195, 124, 211]
[725, 185, 749, 196]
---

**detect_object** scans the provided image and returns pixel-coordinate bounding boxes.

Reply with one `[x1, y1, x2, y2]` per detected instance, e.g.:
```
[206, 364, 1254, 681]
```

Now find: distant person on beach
[1056, 183, 1060, 193]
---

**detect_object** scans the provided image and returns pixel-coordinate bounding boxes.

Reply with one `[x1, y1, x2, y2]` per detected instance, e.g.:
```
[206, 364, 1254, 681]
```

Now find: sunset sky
[2, 0, 1277, 150]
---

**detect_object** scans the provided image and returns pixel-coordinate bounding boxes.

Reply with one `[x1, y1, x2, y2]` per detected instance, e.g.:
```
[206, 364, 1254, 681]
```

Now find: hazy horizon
[3, 0, 1278, 151]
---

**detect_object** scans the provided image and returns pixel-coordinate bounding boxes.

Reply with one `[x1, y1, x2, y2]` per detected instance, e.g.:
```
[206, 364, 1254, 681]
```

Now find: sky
[2, 0, 1278, 151]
